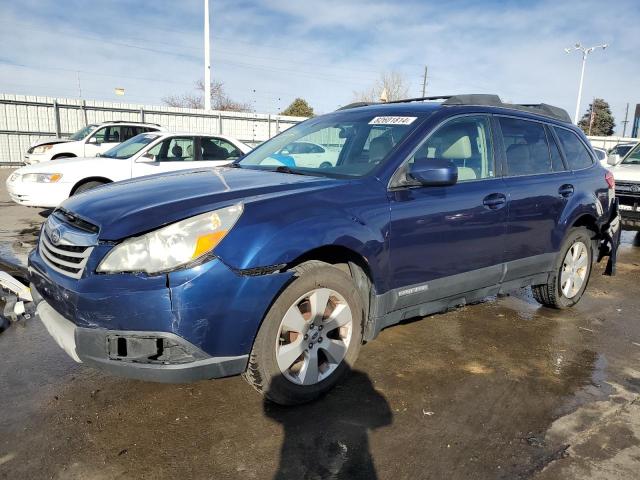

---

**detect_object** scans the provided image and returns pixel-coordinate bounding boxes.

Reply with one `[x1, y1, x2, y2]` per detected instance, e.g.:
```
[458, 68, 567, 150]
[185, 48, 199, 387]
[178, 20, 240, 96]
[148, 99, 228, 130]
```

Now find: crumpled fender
[214, 179, 391, 293]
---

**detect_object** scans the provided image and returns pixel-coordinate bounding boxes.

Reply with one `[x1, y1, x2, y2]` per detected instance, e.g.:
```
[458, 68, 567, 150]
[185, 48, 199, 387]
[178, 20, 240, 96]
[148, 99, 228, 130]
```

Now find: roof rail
[337, 95, 453, 111]
[104, 120, 162, 127]
[337, 93, 571, 123]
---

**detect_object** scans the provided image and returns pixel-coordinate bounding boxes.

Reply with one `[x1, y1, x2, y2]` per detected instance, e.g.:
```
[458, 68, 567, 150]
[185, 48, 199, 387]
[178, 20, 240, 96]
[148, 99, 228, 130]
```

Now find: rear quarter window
[553, 127, 593, 170]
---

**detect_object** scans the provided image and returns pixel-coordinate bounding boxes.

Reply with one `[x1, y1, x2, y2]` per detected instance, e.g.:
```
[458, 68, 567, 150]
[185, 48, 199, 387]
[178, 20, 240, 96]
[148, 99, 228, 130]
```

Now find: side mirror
[138, 153, 157, 163]
[607, 154, 622, 166]
[409, 158, 458, 186]
[87, 136, 100, 145]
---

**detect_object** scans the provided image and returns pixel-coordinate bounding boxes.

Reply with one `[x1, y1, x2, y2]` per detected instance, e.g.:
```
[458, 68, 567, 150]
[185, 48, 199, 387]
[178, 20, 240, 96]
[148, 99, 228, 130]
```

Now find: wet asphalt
[0, 168, 639, 480]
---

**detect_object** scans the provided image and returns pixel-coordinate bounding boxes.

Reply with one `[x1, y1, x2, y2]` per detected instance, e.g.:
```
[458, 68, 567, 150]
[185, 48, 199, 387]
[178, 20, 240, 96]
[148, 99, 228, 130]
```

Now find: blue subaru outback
[30, 95, 620, 405]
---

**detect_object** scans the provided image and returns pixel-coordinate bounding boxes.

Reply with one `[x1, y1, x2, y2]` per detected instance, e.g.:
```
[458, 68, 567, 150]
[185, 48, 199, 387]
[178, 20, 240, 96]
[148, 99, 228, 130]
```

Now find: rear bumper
[36, 295, 248, 382]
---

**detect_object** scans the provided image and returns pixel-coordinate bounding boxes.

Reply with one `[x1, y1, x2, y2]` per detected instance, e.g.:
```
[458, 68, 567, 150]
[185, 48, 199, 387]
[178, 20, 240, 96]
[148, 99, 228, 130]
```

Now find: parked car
[7, 132, 251, 208]
[592, 147, 608, 166]
[29, 94, 619, 405]
[607, 142, 640, 230]
[23, 121, 164, 164]
[607, 142, 637, 159]
[271, 141, 340, 168]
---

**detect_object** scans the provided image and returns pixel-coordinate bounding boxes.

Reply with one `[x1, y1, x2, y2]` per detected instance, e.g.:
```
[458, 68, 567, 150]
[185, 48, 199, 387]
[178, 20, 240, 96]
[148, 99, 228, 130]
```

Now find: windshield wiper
[273, 165, 316, 176]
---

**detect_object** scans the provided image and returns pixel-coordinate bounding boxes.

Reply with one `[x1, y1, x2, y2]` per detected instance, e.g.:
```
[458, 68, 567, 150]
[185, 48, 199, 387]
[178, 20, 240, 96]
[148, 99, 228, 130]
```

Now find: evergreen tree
[578, 98, 615, 136]
[281, 98, 314, 117]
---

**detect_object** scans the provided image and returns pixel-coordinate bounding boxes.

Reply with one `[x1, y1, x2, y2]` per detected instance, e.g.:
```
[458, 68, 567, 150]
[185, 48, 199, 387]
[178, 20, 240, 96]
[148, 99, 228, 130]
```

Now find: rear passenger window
[409, 115, 494, 182]
[499, 117, 551, 176]
[553, 127, 593, 170]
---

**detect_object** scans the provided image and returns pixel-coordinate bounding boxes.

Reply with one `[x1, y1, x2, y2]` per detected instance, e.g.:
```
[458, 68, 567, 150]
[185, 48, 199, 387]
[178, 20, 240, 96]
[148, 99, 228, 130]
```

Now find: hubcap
[560, 241, 589, 299]
[275, 288, 353, 385]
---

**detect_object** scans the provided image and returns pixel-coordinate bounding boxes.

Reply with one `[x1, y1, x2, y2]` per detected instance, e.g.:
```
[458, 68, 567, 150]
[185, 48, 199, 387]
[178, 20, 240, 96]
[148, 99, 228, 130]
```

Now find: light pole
[204, 0, 212, 111]
[564, 42, 607, 124]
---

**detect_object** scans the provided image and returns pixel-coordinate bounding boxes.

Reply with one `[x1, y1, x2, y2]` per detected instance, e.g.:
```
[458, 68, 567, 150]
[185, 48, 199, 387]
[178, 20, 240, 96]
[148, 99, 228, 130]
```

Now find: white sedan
[6, 132, 251, 208]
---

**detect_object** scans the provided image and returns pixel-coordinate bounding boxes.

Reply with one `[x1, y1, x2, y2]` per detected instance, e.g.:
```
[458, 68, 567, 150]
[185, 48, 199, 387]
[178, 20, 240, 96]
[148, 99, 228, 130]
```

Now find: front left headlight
[32, 144, 54, 154]
[97, 204, 243, 274]
[22, 173, 63, 183]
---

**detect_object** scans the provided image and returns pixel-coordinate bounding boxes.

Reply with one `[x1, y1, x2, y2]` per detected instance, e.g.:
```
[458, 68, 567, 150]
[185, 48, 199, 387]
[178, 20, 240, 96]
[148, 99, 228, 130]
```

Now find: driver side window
[147, 137, 195, 162]
[407, 115, 494, 183]
[91, 126, 122, 144]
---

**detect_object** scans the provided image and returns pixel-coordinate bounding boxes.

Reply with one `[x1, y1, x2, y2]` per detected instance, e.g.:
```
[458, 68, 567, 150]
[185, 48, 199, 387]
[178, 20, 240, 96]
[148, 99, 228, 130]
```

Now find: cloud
[0, 0, 638, 133]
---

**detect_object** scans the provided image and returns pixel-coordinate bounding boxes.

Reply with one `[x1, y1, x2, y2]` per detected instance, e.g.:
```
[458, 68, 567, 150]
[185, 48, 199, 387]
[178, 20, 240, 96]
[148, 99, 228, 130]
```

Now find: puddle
[0, 221, 40, 270]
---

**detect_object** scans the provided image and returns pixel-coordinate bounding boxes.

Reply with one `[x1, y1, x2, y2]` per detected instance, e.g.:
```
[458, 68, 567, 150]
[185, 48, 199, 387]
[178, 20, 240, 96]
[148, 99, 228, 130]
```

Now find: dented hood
[59, 167, 335, 241]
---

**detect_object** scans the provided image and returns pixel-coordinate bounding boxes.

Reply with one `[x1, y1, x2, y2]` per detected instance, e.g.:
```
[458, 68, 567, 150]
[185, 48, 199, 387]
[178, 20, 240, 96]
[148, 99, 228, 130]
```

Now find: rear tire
[243, 261, 364, 405]
[532, 227, 594, 309]
[73, 181, 106, 195]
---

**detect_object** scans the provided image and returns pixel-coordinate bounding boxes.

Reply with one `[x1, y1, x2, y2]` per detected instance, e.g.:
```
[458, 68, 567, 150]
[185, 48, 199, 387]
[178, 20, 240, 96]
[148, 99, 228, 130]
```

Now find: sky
[0, 0, 638, 134]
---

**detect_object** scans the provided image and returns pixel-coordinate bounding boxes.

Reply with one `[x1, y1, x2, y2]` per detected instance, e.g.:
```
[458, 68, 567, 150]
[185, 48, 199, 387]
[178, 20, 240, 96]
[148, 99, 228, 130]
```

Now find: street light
[204, 0, 212, 111]
[564, 42, 608, 124]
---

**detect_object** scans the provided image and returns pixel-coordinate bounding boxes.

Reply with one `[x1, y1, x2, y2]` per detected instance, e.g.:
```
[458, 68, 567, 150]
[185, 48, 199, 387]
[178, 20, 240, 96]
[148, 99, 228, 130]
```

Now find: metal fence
[0, 94, 306, 165]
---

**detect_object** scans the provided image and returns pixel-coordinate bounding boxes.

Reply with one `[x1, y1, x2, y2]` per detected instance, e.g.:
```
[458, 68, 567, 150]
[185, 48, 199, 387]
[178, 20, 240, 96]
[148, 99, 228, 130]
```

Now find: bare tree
[352, 71, 410, 103]
[163, 80, 252, 112]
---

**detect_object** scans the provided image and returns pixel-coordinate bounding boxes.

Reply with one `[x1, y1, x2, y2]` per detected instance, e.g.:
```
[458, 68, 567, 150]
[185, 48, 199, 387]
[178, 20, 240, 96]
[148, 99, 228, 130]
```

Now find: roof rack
[103, 120, 162, 127]
[337, 94, 572, 123]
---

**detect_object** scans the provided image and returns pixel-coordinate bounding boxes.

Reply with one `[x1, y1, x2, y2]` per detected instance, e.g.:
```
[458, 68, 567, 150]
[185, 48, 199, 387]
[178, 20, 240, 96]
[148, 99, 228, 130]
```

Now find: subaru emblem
[50, 228, 61, 245]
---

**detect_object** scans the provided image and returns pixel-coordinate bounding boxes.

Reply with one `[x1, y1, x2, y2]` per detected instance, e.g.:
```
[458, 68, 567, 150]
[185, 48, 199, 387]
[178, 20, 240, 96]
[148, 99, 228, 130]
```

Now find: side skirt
[365, 257, 554, 341]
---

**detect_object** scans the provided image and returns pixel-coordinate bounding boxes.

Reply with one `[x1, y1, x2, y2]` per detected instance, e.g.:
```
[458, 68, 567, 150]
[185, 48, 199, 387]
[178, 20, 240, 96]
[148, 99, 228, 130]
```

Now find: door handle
[559, 184, 574, 198]
[482, 193, 506, 210]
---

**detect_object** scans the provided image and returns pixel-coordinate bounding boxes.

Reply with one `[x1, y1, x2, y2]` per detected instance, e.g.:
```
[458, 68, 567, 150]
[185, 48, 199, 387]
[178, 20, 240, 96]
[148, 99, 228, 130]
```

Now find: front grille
[618, 195, 640, 208]
[615, 182, 640, 197]
[39, 227, 94, 279]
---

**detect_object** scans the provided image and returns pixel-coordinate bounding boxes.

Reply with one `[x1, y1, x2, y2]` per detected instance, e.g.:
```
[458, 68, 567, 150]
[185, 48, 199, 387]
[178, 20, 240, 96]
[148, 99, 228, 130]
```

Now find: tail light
[605, 171, 615, 189]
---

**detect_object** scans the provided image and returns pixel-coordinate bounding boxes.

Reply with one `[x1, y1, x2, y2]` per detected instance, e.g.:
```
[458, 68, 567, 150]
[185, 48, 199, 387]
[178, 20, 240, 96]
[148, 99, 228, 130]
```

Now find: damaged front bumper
[28, 249, 293, 383]
[35, 293, 248, 382]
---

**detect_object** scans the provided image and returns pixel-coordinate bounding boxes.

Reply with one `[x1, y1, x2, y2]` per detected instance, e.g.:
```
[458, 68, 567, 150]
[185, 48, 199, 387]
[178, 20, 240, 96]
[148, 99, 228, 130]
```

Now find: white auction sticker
[369, 116, 417, 125]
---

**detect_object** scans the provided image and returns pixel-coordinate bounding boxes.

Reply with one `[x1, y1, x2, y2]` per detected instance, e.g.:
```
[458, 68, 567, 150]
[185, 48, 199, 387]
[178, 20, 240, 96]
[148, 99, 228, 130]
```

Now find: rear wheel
[73, 181, 106, 195]
[243, 261, 364, 405]
[532, 227, 593, 308]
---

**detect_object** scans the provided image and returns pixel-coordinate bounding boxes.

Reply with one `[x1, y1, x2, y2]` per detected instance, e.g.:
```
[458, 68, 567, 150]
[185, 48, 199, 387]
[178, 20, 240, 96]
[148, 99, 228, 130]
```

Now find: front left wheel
[243, 261, 364, 405]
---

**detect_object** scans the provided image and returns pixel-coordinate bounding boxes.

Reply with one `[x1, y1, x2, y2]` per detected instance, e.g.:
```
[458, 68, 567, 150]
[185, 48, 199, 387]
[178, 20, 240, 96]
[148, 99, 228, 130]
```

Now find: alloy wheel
[560, 241, 589, 298]
[275, 288, 353, 385]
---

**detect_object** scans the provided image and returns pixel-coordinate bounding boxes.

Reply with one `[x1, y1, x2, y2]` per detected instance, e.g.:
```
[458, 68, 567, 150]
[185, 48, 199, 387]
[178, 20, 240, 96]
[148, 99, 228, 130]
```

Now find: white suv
[7, 132, 251, 208]
[24, 121, 164, 164]
[607, 142, 640, 230]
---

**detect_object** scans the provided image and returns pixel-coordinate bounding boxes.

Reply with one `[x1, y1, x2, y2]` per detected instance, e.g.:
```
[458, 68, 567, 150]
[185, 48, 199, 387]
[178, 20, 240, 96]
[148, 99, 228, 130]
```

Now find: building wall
[0, 94, 306, 164]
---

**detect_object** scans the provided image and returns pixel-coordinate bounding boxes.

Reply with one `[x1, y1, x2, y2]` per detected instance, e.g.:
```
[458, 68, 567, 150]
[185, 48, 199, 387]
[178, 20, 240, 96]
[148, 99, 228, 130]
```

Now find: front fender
[214, 179, 391, 292]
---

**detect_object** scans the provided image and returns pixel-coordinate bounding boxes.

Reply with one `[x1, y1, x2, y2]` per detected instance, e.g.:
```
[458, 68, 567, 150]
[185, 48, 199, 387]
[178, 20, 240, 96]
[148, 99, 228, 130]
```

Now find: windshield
[237, 111, 429, 177]
[69, 124, 97, 141]
[622, 143, 640, 165]
[101, 133, 160, 159]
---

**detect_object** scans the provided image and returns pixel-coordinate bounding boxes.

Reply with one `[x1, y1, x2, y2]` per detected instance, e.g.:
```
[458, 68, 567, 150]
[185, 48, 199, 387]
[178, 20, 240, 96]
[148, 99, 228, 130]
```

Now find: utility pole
[564, 42, 608, 124]
[76, 71, 82, 98]
[588, 100, 595, 136]
[204, 0, 212, 111]
[421, 66, 428, 97]
[621, 103, 630, 137]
